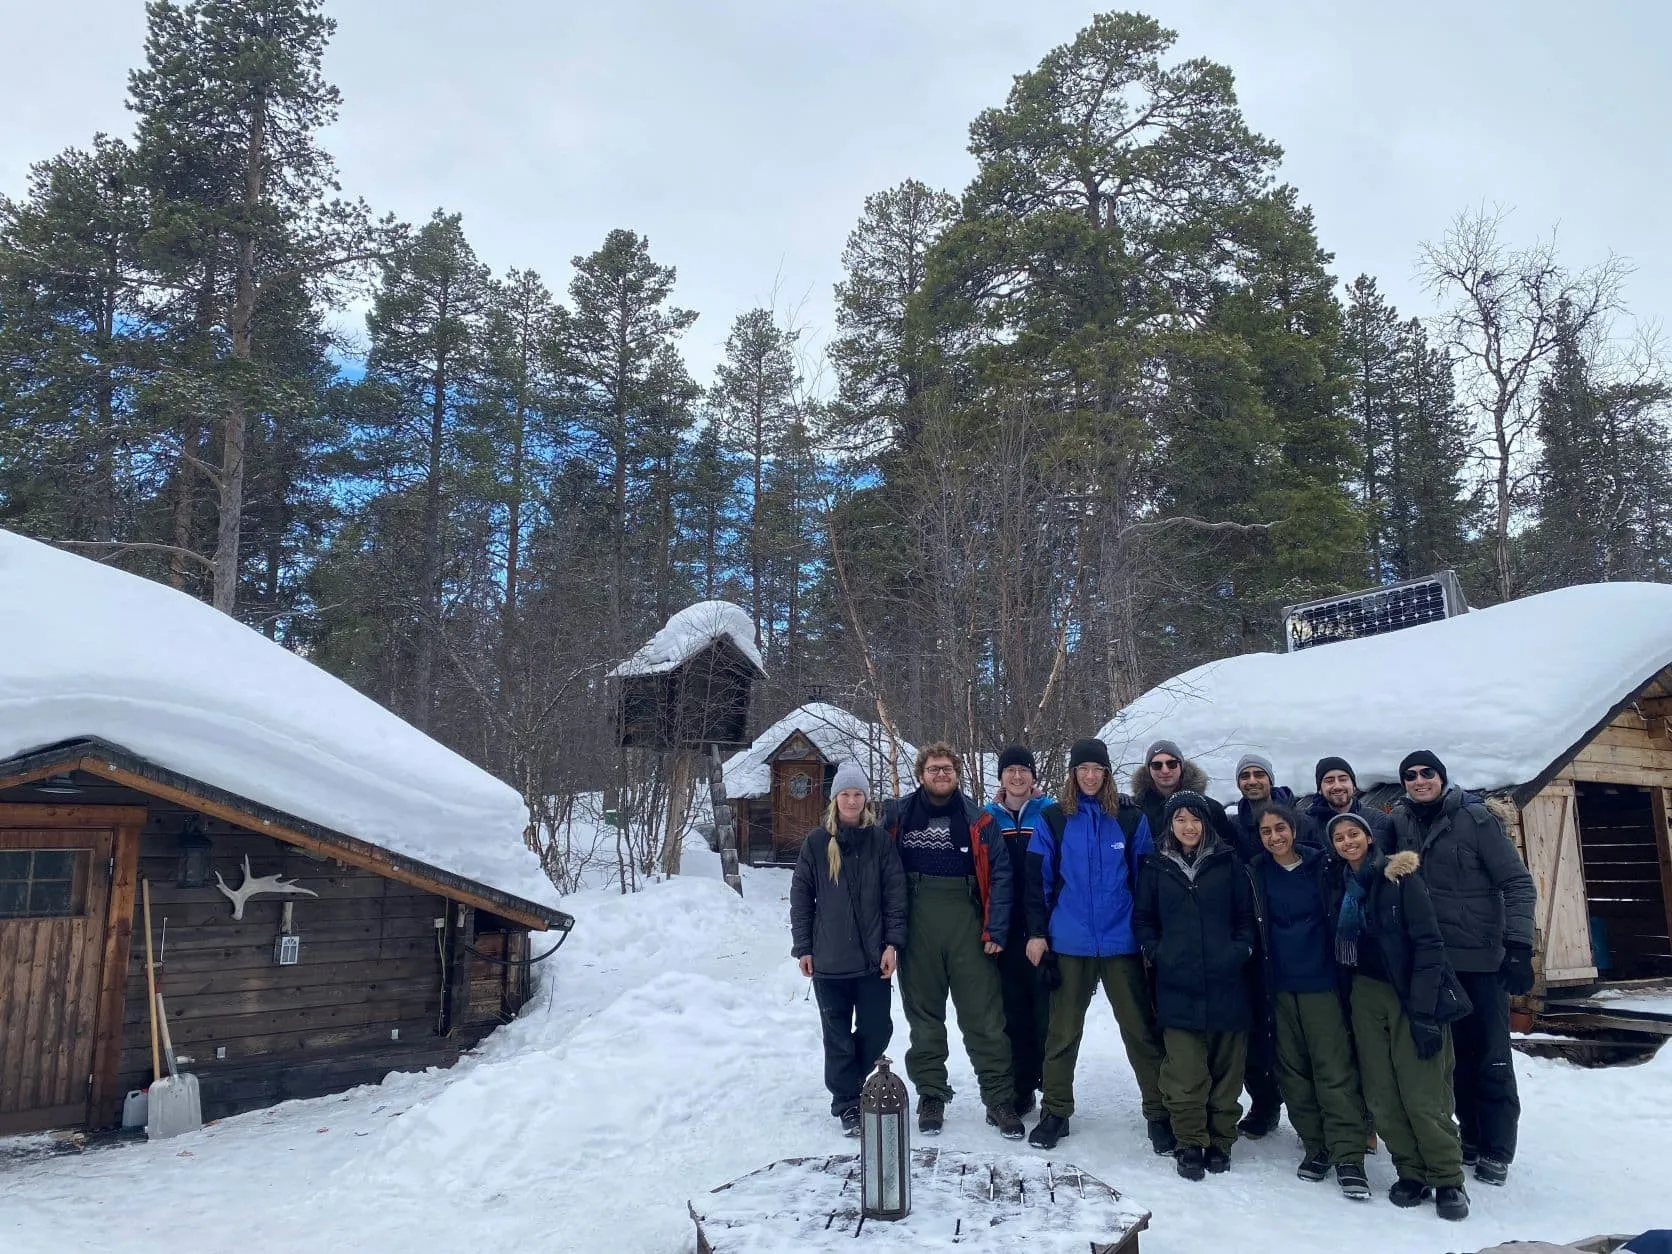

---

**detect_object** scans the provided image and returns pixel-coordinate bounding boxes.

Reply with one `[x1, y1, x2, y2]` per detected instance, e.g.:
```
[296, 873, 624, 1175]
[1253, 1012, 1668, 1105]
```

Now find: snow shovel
[143, 882, 202, 1139]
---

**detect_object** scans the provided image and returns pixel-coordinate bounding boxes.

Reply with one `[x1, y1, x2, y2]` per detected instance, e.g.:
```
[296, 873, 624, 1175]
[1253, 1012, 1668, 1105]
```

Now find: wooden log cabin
[721, 703, 916, 866]
[1100, 581, 1672, 1006]
[0, 739, 572, 1134]
[0, 530, 573, 1135]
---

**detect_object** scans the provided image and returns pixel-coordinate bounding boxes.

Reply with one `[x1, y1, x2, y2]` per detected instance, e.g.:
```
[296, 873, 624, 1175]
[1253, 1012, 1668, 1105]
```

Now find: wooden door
[0, 826, 114, 1133]
[773, 762, 827, 859]
[1520, 784, 1597, 985]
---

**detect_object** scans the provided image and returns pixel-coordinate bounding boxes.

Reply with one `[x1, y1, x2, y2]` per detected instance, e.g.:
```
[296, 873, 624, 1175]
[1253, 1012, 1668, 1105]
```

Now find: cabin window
[0, 849, 90, 919]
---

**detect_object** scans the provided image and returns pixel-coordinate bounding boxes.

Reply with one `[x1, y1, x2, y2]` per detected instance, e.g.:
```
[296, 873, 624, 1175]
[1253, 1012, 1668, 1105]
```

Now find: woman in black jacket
[790, 761, 908, 1134]
[1249, 803, 1370, 1200]
[1327, 812, 1469, 1221]
[1134, 791, 1257, 1181]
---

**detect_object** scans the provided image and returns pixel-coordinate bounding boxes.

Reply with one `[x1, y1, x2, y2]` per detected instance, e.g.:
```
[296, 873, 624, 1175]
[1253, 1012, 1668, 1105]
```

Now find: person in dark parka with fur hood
[791, 762, 908, 1133]
[1130, 740, 1235, 847]
[1134, 791, 1257, 1181]
[1327, 811, 1469, 1221]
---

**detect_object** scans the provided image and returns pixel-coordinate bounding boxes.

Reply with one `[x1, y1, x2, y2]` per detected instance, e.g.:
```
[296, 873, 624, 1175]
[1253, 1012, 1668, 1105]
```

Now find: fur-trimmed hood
[1131, 757, 1209, 801]
[1382, 849, 1420, 881]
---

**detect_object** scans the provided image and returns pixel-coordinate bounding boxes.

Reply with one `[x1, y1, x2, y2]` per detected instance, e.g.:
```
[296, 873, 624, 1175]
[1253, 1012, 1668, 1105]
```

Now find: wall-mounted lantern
[175, 816, 213, 888]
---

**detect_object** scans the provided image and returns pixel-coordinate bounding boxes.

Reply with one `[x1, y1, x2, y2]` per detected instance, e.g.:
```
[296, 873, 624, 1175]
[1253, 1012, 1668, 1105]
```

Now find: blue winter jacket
[985, 794, 1052, 944]
[1027, 796, 1153, 958]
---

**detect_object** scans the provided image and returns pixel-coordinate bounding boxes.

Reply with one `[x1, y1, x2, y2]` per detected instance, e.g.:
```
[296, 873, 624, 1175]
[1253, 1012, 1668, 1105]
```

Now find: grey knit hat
[1235, 752, 1275, 782]
[830, 761, 871, 801]
[1144, 739, 1184, 766]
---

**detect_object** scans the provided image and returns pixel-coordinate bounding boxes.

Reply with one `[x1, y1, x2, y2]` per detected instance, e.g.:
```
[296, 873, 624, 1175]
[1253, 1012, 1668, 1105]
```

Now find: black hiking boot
[1237, 1107, 1280, 1140]
[1204, 1146, 1231, 1174]
[1013, 1090, 1037, 1118]
[986, 1101, 1025, 1140]
[1460, 1141, 1478, 1167]
[1388, 1178, 1432, 1208]
[1474, 1156, 1508, 1186]
[1146, 1119, 1177, 1156]
[1336, 1162, 1371, 1201]
[1175, 1146, 1206, 1181]
[917, 1096, 944, 1136]
[1028, 1112, 1069, 1150]
[1297, 1148, 1331, 1182]
[839, 1106, 861, 1137]
[1436, 1185, 1470, 1221]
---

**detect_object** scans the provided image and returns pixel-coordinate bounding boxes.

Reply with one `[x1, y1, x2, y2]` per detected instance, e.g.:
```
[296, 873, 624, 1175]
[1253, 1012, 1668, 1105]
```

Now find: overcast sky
[4, 0, 1668, 381]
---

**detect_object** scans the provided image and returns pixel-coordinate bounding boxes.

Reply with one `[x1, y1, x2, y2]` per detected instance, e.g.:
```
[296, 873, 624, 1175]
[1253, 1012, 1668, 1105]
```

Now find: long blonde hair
[823, 794, 876, 883]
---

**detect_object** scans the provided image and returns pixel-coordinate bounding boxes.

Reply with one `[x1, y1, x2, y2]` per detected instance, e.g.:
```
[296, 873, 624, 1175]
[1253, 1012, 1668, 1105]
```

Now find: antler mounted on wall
[213, 855, 320, 920]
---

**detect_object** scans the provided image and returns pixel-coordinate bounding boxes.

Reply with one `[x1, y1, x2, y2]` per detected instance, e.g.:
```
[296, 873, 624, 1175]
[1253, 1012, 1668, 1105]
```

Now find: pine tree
[1383, 318, 1478, 582]
[1342, 275, 1403, 580]
[563, 229, 697, 650]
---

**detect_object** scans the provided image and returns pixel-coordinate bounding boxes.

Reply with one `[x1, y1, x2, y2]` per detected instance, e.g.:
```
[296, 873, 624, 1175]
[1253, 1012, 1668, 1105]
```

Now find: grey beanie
[1145, 739, 1184, 765]
[1235, 752, 1275, 782]
[830, 761, 871, 801]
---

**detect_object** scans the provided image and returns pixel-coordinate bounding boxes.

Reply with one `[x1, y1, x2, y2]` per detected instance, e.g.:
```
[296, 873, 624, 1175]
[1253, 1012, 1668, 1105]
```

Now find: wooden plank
[0, 805, 150, 829]
[1573, 741, 1672, 774]
[127, 933, 440, 972]
[90, 818, 140, 1127]
[138, 955, 440, 996]
[116, 1013, 444, 1074]
[0, 923, 21, 1113]
[1567, 761, 1672, 789]
[122, 973, 441, 1027]
[1654, 788, 1672, 967]
[1522, 789, 1596, 981]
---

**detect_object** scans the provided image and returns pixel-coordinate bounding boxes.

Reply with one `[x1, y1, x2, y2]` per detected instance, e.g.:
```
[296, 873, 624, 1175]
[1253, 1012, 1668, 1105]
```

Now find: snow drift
[0, 530, 555, 907]
[1099, 581, 1672, 804]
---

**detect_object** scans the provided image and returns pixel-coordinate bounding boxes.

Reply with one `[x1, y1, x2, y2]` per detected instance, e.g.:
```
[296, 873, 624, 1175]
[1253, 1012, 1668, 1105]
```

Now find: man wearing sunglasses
[1131, 740, 1233, 849]
[1390, 750, 1536, 1188]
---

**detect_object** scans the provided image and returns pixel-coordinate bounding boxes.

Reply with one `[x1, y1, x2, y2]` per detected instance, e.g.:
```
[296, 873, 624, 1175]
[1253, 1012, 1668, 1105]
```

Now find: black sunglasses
[1149, 758, 1181, 770]
[1402, 767, 1439, 782]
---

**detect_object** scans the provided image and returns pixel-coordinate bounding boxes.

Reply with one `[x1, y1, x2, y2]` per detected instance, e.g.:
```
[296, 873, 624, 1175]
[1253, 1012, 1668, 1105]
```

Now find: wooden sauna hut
[721, 703, 916, 865]
[0, 531, 572, 1134]
[610, 601, 765, 752]
[1100, 581, 1672, 1015]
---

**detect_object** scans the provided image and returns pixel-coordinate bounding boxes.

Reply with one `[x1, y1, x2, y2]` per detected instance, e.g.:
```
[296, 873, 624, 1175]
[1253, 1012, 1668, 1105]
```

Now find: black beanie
[1315, 755, 1357, 790]
[1163, 790, 1216, 829]
[1068, 738, 1112, 772]
[997, 745, 1036, 776]
[1399, 750, 1448, 787]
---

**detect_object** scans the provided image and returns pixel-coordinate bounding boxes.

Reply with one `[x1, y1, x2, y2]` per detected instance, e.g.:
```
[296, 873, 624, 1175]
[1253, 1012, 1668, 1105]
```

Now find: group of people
[789, 735, 1536, 1223]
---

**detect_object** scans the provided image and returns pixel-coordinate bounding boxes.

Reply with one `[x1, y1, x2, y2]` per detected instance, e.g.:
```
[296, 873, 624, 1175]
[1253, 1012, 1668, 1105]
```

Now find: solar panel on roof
[1283, 573, 1467, 652]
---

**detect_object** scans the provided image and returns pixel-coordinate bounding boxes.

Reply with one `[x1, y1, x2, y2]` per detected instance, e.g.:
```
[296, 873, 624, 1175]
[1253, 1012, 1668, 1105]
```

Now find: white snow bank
[608, 599, 764, 678]
[1100, 582, 1672, 803]
[0, 530, 556, 909]
[722, 701, 917, 799]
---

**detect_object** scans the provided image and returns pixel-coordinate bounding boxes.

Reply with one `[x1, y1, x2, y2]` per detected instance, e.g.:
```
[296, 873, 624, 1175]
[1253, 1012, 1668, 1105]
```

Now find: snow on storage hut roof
[0, 530, 558, 909]
[723, 702, 916, 799]
[608, 600, 764, 678]
[1099, 581, 1672, 805]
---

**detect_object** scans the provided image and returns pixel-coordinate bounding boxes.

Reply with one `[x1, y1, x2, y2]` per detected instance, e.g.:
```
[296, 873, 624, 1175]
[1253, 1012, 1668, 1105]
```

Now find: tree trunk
[413, 333, 449, 732]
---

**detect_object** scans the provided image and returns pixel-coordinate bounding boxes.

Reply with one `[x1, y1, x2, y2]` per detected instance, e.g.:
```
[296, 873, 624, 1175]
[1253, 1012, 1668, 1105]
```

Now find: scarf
[1335, 860, 1377, 966]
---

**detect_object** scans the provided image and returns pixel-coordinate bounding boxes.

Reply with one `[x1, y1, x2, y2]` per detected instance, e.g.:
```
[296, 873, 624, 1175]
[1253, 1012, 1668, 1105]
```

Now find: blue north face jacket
[1026, 795, 1152, 958]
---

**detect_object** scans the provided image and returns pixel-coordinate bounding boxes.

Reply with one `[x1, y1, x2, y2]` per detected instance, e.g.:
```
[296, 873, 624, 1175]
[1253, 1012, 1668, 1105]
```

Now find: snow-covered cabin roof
[1099, 581, 1672, 806]
[0, 531, 561, 915]
[609, 601, 764, 679]
[722, 702, 917, 799]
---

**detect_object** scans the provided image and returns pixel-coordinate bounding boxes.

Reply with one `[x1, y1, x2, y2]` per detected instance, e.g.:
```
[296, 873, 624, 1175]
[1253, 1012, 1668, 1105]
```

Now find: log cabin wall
[115, 804, 514, 1123]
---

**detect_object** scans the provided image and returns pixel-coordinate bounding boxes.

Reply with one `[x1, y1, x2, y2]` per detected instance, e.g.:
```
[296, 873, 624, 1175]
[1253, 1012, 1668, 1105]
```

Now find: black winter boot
[1474, 1157, 1508, 1186]
[1203, 1146, 1231, 1174]
[1013, 1090, 1037, 1118]
[917, 1096, 944, 1136]
[1028, 1112, 1069, 1149]
[1436, 1185, 1470, 1221]
[1335, 1162, 1371, 1201]
[985, 1101, 1025, 1140]
[1237, 1107, 1280, 1140]
[839, 1106, 860, 1137]
[1388, 1178, 1431, 1208]
[1175, 1146, 1206, 1181]
[1146, 1119, 1177, 1156]
[1297, 1148, 1331, 1182]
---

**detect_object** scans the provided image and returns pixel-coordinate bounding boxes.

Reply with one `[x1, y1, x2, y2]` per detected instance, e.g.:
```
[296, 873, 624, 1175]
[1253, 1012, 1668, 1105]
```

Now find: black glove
[1409, 1017, 1443, 1061]
[1501, 942, 1535, 996]
[1039, 951, 1062, 991]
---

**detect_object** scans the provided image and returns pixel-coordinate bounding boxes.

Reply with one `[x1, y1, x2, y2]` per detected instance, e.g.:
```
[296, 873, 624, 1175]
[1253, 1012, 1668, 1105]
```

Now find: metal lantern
[859, 1055, 910, 1220]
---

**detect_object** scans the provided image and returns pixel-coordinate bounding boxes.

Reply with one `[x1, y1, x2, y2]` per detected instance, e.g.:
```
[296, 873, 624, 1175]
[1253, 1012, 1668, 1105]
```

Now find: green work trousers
[1040, 954, 1168, 1122]
[1349, 975, 1464, 1188]
[897, 873, 1013, 1106]
[1274, 989, 1368, 1166]
[1159, 1028, 1248, 1151]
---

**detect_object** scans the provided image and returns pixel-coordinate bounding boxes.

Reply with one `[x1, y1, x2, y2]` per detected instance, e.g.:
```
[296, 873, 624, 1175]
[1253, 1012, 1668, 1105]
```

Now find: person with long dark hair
[790, 762, 908, 1135]
[1328, 812, 1470, 1221]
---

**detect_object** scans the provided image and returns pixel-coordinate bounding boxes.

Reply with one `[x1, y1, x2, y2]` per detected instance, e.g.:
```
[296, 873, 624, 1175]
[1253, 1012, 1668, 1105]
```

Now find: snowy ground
[3, 865, 1670, 1254]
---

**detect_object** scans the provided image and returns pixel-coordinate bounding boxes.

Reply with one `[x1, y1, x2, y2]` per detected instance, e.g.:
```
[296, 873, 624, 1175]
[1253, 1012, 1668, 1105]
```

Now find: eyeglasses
[1150, 758, 1180, 771]
[1402, 767, 1439, 782]
[923, 765, 959, 776]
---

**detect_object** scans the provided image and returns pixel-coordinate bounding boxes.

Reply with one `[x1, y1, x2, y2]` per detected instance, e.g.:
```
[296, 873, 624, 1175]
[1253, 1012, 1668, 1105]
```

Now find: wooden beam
[0, 804, 149, 828]
[66, 759, 557, 932]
